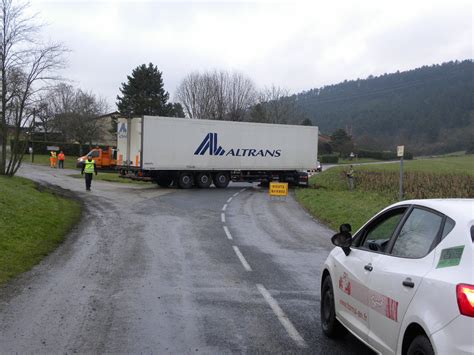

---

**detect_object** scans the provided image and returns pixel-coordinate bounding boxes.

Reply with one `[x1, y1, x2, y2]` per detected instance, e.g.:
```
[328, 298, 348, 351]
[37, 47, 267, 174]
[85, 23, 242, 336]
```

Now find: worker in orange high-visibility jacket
[58, 151, 65, 169]
[50, 151, 57, 168]
[81, 154, 97, 191]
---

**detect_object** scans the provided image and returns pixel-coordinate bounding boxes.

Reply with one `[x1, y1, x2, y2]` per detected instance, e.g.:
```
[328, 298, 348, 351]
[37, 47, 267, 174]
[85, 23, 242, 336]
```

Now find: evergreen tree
[170, 103, 185, 118]
[117, 63, 181, 116]
[330, 129, 354, 156]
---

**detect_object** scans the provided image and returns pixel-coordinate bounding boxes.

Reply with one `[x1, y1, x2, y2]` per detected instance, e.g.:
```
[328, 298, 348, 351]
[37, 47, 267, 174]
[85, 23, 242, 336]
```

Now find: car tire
[213, 172, 230, 188]
[196, 172, 212, 188]
[178, 172, 194, 189]
[407, 335, 434, 355]
[321, 275, 346, 338]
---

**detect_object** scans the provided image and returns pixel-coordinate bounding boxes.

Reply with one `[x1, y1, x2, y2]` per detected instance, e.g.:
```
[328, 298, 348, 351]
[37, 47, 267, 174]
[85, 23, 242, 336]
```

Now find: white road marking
[221, 213, 226, 223]
[240, 188, 246, 193]
[232, 246, 252, 271]
[233, 192, 239, 197]
[227, 197, 233, 203]
[256, 284, 307, 348]
[223, 226, 233, 240]
[222, 204, 227, 211]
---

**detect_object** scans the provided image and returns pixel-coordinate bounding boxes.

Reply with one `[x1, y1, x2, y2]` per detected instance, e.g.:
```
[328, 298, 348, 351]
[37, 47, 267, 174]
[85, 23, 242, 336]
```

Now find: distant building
[95, 111, 122, 147]
[319, 133, 331, 144]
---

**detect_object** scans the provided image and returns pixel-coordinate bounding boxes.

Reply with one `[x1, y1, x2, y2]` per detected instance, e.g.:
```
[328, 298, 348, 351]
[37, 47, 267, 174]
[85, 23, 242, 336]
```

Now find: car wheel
[407, 335, 434, 355]
[321, 275, 346, 338]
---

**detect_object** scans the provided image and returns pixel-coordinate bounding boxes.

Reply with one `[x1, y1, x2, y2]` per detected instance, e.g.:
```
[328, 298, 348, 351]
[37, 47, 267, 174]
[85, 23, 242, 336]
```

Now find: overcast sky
[30, 0, 472, 110]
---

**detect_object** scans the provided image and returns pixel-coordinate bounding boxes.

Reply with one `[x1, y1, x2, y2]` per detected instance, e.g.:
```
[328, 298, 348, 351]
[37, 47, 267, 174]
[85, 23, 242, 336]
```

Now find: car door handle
[403, 278, 415, 288]
[364, 264, 373, 272]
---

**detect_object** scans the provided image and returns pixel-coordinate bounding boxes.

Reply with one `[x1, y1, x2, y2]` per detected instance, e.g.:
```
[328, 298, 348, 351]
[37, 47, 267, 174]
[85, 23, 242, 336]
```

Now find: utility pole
[126, 111, 131, 172]
[31, 108, 35, 163]
[397, 145, 404, 200]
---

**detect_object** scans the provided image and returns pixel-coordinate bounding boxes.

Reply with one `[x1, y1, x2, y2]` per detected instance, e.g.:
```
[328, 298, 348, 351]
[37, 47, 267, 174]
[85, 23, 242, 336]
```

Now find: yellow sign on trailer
[269, 182, 288, 196]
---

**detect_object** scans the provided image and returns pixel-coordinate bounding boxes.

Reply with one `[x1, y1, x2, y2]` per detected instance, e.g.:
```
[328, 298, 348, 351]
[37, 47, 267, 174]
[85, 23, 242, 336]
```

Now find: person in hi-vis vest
[81, 154, 98, 191]
[50, 151, 57, 168]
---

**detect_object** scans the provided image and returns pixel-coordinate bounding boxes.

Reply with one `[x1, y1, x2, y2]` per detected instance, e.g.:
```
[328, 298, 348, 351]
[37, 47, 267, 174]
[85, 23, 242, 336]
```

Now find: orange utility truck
[76, 147, 118, 169]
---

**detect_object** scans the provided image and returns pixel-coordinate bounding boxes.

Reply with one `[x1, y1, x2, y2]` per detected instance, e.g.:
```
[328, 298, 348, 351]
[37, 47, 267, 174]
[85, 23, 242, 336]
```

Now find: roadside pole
[126, 112, 131, 172]
[397, 145, 404, 201]
[31, 108, 35, 163]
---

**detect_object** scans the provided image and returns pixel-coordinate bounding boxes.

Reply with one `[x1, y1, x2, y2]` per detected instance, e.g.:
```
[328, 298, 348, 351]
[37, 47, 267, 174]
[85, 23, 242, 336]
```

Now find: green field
[296, 155, 474, 232]
[0, 176, 81, 285]
[30, 154, 80, 170]
[355, 155, 474, 175]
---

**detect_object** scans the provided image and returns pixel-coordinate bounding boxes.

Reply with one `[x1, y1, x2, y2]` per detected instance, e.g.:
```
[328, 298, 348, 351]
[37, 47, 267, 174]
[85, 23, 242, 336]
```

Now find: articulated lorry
[117, 116, 318, 188]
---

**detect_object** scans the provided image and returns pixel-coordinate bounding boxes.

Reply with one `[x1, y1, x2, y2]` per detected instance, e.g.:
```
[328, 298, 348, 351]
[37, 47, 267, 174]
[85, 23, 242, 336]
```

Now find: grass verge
[296, 169, 394, 232]
[30, 154, 80, 170]
[0, 176, 81, 285]
[296, 155, 474, 232]
[68, 173, 148, 184]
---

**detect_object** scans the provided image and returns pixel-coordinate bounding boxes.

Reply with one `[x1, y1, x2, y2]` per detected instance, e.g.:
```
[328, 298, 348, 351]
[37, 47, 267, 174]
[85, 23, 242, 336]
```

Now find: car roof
[390, 199, 474, 224]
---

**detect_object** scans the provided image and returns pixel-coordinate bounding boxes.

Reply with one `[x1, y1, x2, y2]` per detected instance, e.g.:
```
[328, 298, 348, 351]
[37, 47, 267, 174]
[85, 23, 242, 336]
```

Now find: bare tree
[176, 72, 214, 119]
[226, 72, 256, 121]
[69, 89, 109, 151]
[175, 70, 257, 121]
[46, 83, 108, 155]
[0, 0, 67, 176]
[35, 93, 56, 141]
[250, 85, 298, 124]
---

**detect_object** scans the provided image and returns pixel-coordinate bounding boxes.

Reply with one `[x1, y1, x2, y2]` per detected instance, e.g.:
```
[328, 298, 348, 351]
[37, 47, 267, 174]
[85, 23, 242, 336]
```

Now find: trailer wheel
[178, 172, 194, 189]
[155, 175, 173, 188]
[196, 172, 212, 188]
[213, 172, 230, 188]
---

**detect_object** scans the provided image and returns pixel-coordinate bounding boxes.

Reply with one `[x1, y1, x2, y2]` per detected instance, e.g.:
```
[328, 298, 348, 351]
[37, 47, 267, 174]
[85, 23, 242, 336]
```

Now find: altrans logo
[194, 133, 281, 158]
[117, 122, 127, 139]
[194, 133, 225, 156]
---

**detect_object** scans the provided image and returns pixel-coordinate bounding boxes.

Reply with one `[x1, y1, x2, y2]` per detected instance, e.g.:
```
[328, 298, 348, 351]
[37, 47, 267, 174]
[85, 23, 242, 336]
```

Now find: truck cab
[76, 147, 117, 169]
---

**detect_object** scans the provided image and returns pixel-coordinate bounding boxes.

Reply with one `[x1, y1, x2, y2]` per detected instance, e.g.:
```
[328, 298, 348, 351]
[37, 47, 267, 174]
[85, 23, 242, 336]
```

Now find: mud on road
[0, 164, 371, 354]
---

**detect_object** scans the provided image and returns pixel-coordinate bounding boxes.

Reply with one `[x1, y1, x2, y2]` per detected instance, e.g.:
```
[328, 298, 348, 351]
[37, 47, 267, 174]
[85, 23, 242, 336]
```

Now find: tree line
[120, 65, 307, 125]
[292, 60, 473, 155]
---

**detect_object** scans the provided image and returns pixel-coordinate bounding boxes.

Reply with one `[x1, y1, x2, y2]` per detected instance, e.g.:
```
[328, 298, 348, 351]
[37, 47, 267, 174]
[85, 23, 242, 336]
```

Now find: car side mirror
[339, 223, 352, 233]
[331, 224, 352, 256]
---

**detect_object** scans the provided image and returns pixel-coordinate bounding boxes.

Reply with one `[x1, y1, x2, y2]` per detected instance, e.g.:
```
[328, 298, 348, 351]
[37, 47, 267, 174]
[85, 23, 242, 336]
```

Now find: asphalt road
[0, 164, 372, 353]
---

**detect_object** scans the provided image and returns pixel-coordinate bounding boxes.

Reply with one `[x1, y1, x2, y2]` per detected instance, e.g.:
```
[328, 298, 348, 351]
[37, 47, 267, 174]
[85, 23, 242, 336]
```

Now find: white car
[320, 199, 473, 355]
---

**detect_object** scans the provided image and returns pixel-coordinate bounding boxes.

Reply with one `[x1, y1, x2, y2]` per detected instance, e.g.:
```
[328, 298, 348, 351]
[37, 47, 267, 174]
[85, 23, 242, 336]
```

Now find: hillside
[294, 60, 473, 155]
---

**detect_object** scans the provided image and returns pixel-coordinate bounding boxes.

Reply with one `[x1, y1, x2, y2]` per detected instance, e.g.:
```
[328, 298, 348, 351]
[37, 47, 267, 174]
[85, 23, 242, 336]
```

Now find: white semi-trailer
[117, 116, 318, 188]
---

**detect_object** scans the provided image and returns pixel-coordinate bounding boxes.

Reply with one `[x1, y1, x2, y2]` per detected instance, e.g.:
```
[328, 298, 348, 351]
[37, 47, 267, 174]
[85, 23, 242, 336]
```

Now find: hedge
[321, 154, 339, 163]
[14, 141, 106, 156]
[356, 149, 413, 160]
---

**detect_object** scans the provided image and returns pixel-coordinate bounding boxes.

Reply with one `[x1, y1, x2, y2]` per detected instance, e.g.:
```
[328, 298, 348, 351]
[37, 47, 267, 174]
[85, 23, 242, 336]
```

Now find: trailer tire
[178, 172, 194, 189]
[213, 172, 230, 188]
[156, 175, 173, 188]
[196, 172, 212, 188]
